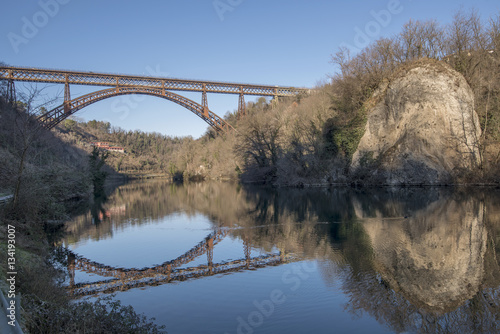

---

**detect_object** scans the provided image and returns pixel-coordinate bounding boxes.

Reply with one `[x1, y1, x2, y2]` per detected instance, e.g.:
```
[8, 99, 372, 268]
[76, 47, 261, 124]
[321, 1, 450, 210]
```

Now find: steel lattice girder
[0, 66, 309, 97]
[39, 86, 234, 133]
[68, 229, 229, 279]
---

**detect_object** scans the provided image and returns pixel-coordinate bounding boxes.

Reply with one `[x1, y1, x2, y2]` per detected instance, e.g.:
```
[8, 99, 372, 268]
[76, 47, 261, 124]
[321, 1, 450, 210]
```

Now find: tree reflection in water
[62, 181, 500, 333]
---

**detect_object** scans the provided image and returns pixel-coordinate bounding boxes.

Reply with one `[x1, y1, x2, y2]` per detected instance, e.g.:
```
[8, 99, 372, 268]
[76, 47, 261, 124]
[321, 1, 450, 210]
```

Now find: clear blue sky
[1, 0, 499, 138]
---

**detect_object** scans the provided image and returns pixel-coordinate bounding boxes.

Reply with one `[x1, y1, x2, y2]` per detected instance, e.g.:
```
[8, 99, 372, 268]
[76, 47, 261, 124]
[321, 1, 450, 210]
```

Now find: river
[59, 180, 500, 333]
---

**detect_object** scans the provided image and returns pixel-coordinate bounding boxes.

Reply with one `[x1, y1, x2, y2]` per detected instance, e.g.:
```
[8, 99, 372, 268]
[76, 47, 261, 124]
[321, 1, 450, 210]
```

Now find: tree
[64, 118, 77, 131]
[89, 146, 109, 194]
[235, 110, 283, 182]
[396, 19, 444, 61]
[11, 85, 58, 208]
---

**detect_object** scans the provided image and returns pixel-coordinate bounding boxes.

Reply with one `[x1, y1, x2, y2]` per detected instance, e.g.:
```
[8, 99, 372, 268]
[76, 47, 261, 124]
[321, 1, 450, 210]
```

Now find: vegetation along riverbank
[48, 10, 500, 187]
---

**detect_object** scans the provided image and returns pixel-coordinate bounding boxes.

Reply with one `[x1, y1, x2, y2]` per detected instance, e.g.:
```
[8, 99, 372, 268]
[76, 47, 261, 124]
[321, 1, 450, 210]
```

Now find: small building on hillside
[91, 142, 110, 148]
[90, 141, 125, 153]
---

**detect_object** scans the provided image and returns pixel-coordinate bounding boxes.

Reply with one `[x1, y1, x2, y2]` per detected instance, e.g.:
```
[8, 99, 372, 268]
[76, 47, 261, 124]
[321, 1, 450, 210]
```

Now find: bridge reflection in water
[60, 181, 500, 333]
[66, 229, 294, 297]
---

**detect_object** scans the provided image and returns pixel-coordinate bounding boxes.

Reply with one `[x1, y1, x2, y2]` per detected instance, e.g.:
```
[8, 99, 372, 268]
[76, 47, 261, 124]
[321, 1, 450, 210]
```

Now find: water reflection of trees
[325, 189, 500, 333]
[63, 181, 253, 244]
[64, 182, 500, 333]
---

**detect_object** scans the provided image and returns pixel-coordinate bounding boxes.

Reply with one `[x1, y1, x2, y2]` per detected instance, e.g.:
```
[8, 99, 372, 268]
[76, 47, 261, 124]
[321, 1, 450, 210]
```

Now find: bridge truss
[39, 86, 234, 133]
[64, 229, 294, 297]
[0, 66, 309, 132]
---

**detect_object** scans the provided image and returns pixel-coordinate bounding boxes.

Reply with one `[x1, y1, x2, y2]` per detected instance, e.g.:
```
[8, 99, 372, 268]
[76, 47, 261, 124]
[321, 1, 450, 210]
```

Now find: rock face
[351, 59, 482, 184]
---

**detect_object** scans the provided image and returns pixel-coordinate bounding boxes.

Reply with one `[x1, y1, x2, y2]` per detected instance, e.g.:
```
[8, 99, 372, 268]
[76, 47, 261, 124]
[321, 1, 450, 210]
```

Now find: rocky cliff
[351, 59, 482, 185]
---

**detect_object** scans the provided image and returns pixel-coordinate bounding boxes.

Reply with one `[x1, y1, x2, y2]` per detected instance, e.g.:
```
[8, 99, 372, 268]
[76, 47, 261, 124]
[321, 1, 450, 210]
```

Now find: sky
[1, 0, 499, 138]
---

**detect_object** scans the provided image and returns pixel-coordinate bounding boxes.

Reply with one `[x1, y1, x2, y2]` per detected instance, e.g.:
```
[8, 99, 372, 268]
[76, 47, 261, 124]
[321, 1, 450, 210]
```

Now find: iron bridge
[0, 66, 309, 133]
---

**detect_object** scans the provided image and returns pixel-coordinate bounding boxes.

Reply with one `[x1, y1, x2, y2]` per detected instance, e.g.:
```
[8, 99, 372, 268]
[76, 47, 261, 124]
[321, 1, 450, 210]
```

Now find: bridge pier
[67, 252, 75, 287]
[202, 84, 208, 109]
[206, 237, 214, 272]
[201, 84, 210, 118]
[7, 78, 15, 105]
[64, 76, 71, 114]
[243, 236, 251, 267]
[238, 91, 246, 118]
[167, 264, 172, 281]
[119, 272, 126, 291]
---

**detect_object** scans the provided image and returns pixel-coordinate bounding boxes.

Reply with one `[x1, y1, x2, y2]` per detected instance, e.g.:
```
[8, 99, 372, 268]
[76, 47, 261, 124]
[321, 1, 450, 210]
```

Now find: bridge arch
[65, 228, 293, 296]
[38, 86, 234, 133]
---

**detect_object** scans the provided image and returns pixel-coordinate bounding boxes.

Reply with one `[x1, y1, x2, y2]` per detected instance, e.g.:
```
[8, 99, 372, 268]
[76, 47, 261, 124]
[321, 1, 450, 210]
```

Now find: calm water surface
[60, 181, 500, 333]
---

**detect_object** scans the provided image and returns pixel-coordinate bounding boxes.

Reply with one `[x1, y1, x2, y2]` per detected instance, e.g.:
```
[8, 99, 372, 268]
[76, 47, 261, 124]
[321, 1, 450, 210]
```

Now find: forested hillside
[204, 9, 500, 186]
[27, 9, 500, 187]
[57, 118, 186, 175]
[0, 98, 92, 223]
[61, 9, 500, 186]
[231, 9, 500, 186]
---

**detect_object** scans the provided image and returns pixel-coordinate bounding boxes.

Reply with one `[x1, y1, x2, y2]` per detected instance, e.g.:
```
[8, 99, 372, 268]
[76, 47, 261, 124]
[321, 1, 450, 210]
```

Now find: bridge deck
[0, 66, 308, 97]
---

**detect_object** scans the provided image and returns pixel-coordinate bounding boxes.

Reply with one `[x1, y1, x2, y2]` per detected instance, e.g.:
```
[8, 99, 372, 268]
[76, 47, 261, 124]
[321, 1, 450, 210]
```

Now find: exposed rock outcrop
[352, 59, 482, 185]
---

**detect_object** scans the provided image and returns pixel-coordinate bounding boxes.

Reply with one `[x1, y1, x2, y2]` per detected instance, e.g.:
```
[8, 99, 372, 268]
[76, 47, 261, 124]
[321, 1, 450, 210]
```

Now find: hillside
[0, 96, 166, 333]
[6, 10, 497, 188]
[55, 119, 185, 176]
[55, 115, 241, 181]
[0, 98, 93, 224]
[155, 10, 498, 187]
[189, 10, 500, 186]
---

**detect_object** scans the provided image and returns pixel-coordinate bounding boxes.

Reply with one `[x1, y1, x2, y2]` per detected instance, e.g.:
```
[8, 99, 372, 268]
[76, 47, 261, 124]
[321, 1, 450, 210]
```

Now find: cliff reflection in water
[62, 181, 500, 333]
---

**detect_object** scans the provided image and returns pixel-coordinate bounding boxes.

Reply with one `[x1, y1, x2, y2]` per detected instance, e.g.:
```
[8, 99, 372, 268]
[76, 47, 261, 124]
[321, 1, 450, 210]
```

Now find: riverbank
[0, 97, 168, 333]
[0, 186, 167, 333]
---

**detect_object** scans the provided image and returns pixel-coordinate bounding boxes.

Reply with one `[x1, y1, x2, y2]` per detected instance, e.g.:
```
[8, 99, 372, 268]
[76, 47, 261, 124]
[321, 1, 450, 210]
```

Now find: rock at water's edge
[351, 59, 482, 185]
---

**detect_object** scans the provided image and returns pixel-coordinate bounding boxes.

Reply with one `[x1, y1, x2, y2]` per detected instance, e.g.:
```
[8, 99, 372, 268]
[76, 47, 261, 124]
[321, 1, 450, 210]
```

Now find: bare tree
[490, 13, 500, 50]
[396, 19, 445, 61]
[235, 109, 283, 182]
[10, 84, 58, 207]
[445, 9, 488, 81]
